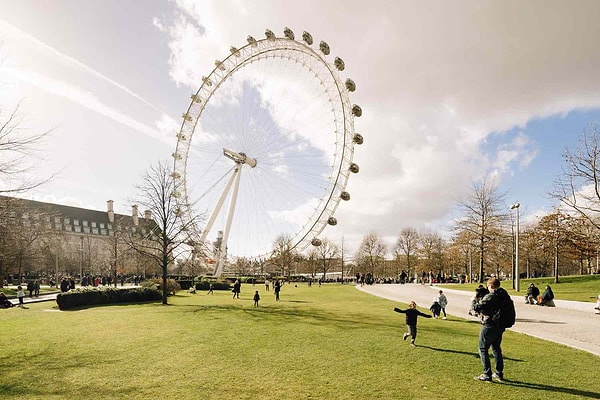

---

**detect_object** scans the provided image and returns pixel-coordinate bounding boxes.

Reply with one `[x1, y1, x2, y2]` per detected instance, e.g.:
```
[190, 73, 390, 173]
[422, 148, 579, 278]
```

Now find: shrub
[194, 281, 231, 291]
[142, 278, 181, 295]
[177, 280, 193, 290]
[56, 287, 162, 310]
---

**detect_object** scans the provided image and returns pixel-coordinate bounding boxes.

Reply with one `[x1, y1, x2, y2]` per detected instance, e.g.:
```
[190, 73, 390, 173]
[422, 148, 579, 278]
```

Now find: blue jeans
[478, 324, 504, 377]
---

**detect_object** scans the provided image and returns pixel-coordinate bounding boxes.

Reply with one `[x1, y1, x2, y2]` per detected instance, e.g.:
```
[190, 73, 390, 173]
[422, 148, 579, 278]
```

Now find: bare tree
[270, 234, 296, 278]
[0, 101, 53, 194]
[551, 124, 600, 229]
[394, 227, 419, 281]
[354, 232, 387, 276]
[456, 178, 507, 283]
[125, 161, 201, 304]
[312, 238, 340, 280]
[418, 229, 445, 276]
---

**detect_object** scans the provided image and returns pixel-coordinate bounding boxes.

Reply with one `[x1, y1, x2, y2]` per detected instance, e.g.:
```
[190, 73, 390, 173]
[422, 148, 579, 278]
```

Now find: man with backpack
[473, 277, 515, 382]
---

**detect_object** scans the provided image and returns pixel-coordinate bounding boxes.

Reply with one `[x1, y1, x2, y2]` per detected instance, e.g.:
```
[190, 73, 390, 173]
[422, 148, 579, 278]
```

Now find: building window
[107, 224, 112, 230]
[74, 219, 80, 226]
[99, 223, 105, 229]
[54, 217, 61, 223]
[65, 225, 72, 232]
[91, 222, 97, 228]
[83, 227, 90, 234]
[74, 226, 82, 233]
[83, 220, 89, 227]
[64, 217, 70, 225]
[92, 228, 99, 235]
[100, 229, 107, 235]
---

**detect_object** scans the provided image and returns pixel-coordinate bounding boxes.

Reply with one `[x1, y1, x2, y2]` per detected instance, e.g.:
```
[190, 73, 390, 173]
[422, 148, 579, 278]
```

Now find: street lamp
[511, 202, 520, 292]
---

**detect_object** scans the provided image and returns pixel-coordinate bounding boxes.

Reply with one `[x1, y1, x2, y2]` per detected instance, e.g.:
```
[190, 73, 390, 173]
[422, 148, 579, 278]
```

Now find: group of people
[429, 290, 448, 319]
[525, 283, 555, 306]
[226, 279, 282, 304]
[394, 278, 513, 383]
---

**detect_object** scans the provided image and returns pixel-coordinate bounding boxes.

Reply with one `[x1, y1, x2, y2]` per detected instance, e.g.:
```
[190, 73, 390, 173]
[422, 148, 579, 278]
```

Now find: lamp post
[511, 202, 520, 292]
[79, 236, 84, 283]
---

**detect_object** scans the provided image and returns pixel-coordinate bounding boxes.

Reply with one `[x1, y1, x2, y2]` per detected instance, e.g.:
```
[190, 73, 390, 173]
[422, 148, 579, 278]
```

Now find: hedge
[56, 287, 162, 310]
[194, 281, 231, 291]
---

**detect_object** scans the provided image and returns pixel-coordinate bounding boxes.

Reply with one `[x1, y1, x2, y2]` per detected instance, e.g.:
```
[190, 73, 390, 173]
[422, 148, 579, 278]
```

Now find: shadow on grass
[175, 303, 397, 330]
[516, 318, 567, 324]
[419, 345, 525, 362]
[501, 379, 600, 399]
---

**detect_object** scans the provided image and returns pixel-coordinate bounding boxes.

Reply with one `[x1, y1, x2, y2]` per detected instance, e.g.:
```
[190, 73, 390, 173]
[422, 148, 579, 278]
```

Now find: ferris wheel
[172, 27, 363, 276]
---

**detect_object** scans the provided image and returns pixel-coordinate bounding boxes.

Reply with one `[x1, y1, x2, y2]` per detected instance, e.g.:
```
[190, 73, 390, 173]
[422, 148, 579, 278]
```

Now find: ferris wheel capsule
[319, 41, 330, 55]
[302, 31, 313, 45]
[334, 57, 345, 71]
[345, 78, 356, 92]
[341, 192, 351, 201]
[215, 60, 225, 70]
[311, 238, 322, 247]
[247, 35, 257, 46]
[353, 133, 363, 145]
[230, 46, 240, 57]
[265, 29, 275, 39]
[349, 163, 360, 173]
[327, 217, 337, 226]
[284, 27, 295, 40]
[352, 104, 362, 117]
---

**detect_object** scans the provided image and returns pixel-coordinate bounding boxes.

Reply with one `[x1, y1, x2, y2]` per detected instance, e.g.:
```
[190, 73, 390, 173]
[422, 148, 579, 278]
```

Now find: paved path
[357, 283, 600, 357]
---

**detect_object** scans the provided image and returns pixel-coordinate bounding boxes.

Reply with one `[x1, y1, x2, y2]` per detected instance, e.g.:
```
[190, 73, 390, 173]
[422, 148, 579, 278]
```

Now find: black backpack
[491, 289, 516, 329]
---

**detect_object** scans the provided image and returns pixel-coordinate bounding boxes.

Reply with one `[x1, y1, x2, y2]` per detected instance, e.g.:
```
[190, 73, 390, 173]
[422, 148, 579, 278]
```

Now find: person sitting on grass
[525, 283, 540, 304]
[537, 285, 555, 307]
[394, 301, 432, 347]
[0, 292, 14, 308]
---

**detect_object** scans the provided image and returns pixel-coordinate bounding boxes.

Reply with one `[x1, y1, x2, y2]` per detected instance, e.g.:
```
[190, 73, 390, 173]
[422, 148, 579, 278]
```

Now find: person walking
[393, 301, 432, 347]
[16, 285, 26, 307]
[473, 277, 508, 382]
[232, 279, 241, 299]
[207, 283, 214, 295]
[253, 291, 260, 307]
[274, 280, 281, 301]
[436, 290, 448, 319]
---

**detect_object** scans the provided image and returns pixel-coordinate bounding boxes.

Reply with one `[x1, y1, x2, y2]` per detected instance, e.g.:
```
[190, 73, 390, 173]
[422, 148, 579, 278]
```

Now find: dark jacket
[527, 285, 540, 298]
[541, 287, 554, 301]
[474, 287, 509, 326]
[475, 285, 489, 300]
[394, 307, 432, 326]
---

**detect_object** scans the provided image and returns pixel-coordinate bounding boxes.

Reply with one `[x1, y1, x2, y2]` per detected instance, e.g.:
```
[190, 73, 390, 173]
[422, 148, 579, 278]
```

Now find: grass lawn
[0, 284, 597, 400]
[441, 274, 600, 302]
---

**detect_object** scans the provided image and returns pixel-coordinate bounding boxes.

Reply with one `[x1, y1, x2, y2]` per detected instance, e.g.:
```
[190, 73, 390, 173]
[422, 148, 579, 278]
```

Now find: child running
[394, 301, 432, 346]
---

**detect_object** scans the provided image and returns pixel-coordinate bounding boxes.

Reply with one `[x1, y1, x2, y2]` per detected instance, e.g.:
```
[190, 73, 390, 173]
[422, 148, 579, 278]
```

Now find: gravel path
[357, 283, 600, 357]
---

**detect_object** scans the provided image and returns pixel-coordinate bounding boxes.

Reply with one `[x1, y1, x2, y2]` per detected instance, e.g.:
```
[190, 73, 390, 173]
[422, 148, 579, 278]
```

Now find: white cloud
[157, 0, 600, 253]
[0, 20, 164, 114]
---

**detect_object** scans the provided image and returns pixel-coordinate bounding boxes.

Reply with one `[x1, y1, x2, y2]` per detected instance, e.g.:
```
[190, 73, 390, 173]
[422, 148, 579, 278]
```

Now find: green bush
[194, 281, 231, 291]
[142, 278, 181, 295]
[177, 280, 193, 290]
[56, 287, 162, 310]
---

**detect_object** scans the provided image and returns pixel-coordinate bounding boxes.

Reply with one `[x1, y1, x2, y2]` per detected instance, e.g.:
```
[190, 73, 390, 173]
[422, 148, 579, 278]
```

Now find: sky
[1, 0, 600, 257]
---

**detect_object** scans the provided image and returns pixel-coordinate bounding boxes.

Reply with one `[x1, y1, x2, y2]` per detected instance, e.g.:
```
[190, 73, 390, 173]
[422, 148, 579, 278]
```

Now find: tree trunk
[554, 244, 560, 284]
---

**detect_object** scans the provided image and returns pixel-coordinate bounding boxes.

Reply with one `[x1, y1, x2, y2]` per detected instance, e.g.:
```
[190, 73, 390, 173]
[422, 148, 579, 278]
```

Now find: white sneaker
[442, 317, 447, 320]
